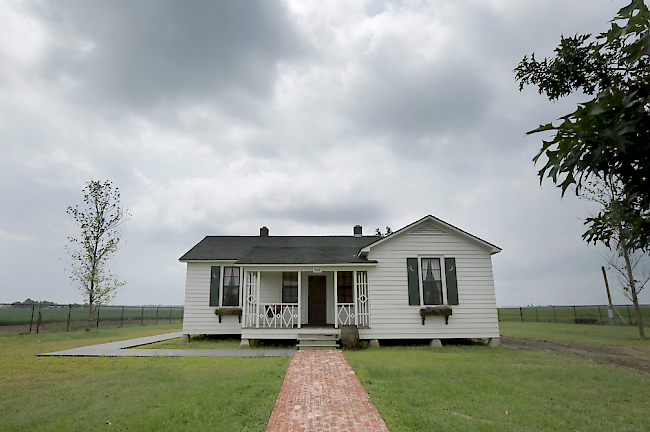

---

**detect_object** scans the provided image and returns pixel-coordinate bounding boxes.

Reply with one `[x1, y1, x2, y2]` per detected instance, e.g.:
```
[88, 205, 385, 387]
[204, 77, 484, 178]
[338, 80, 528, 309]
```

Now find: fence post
[156, 306, 159, 324]
[535, 307, 539, 322]
[121, 306, 125, 327]
[169, 307, 172, 324]
[573, 305, 577, 323]
[519, 307, 523, 322]
[141, 307, 144, 325]
[29, 305, 35, 333]
[553, 306, 556, 323]
[96, 307, 100, 327]
[598, 306, 603, 324]
[627, 305, 632, 324]
[67, 304, 72, 331]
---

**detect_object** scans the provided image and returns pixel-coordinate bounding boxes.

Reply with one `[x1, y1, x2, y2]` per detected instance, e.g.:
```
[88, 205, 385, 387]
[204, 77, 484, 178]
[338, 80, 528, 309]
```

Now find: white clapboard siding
[260, 272, 282, 303]
[182, 262, 243, 335]
[361, 222, 500, 339]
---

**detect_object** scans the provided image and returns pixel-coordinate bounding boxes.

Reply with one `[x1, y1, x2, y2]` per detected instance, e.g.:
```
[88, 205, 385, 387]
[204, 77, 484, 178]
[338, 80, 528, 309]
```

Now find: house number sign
[313, 268, 322, 273]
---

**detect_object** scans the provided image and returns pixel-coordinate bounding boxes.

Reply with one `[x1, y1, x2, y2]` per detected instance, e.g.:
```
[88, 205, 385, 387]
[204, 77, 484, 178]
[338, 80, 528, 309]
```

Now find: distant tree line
[9, 299, 83, 308]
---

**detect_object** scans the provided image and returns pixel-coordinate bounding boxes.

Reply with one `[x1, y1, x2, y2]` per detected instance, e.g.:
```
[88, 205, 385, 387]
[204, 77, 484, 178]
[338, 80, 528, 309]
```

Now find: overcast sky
[1, 0, 648, 307]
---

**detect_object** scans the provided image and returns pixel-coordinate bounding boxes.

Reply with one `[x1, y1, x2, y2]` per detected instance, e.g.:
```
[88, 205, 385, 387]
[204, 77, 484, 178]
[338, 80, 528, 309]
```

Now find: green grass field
[0, 306, 184, 327]
[346, 323, 650, 431]
[498, 305, 650, 326]
[0, 324, 290, 431]
[141, 335, 243, 350]
[499, 320, 649, 348]
[141, 335, 296, 350]
[2, 321, 649, 431]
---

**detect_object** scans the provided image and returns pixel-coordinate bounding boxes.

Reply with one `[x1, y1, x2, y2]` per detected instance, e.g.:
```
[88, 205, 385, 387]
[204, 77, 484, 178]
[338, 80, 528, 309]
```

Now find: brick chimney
[353, 225, 362, 237]
[260, 226, 269, 237]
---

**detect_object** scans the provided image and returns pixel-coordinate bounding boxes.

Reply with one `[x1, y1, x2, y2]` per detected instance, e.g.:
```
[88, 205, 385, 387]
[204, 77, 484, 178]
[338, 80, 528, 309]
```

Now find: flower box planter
[214, 307, 242, 323]
[420, 306, 452, 325]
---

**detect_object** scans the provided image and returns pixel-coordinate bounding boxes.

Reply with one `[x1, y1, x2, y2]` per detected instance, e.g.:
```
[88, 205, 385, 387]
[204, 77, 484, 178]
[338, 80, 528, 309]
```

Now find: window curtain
[421, 258, 442, 305]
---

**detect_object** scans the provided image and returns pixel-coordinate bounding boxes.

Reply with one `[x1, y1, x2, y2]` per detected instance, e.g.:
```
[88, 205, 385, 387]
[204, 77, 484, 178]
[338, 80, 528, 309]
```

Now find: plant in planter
[214, 307, 242, 323]
[420, 305, 453, 325]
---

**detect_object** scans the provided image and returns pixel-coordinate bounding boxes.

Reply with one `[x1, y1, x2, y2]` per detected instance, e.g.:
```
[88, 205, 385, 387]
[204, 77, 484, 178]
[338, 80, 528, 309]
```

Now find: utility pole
[602, 266, 616, 325]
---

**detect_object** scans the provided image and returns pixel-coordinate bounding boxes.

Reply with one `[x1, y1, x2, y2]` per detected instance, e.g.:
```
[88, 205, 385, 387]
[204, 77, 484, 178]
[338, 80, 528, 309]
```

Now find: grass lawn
[0, 324, 290, 431]
[498, 305, 650, 326]
[5, 321, 650, 431]
[139, 335, 243, 350]
[140, 335, 296, 350]
[500, 320, 650, 349]
[345, 327, 650, 431]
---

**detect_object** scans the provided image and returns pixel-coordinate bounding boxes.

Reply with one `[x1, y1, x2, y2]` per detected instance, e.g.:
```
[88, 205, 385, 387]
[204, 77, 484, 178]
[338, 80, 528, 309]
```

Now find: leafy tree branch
[515, 0, 650, 252]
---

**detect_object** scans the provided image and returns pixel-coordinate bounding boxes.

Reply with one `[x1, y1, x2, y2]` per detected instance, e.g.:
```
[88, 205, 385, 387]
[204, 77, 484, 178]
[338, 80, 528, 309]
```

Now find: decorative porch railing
[243, 269, 370, 329]
[356, 271, 370, 327]
[244, 271, 259, 328]
[257, 303, 299, 328]
[337, 304, 355, 326]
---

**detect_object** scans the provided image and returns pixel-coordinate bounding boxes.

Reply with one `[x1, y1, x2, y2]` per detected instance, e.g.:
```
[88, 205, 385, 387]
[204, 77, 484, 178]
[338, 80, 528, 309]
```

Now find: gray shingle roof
[179, 236, 381, 264]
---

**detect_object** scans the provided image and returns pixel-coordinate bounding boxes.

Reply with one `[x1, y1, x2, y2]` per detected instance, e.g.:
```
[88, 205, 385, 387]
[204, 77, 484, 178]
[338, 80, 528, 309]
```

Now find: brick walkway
[267, 350, 390, 432]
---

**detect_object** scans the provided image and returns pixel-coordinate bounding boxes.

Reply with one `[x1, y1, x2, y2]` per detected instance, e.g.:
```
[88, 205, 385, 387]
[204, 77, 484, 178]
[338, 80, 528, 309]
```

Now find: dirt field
[502, 335, 650, 373]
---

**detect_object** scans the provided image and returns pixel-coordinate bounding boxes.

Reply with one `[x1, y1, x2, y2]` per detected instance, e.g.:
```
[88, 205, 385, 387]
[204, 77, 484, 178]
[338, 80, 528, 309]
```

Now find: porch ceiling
[236, 246, 377, 265]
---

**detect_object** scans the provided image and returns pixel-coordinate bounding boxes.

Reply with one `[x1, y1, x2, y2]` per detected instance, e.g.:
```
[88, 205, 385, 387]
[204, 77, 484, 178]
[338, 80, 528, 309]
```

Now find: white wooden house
[179, 215, 501, 346]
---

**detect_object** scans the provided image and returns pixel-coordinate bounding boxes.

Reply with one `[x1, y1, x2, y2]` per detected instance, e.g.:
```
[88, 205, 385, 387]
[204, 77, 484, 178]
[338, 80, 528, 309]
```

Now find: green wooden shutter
[407, 258, 420, 306]
[445, 257, 458, 305]
[209, 266, 221, 307]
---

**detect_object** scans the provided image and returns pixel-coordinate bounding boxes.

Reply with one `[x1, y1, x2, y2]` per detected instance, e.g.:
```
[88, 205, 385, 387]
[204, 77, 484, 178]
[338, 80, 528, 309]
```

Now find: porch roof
[236, 246, 375, 264]
[179, 235, 380, 264]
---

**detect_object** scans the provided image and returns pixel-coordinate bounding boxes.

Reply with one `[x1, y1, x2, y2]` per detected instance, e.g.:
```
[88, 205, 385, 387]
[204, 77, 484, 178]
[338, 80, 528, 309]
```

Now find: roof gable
[179, 215, 500, 264]
[359, 215, 501, 255]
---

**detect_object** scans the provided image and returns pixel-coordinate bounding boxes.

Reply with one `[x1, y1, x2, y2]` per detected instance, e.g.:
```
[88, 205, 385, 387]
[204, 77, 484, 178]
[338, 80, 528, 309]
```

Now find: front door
[308, 276, 327, 324]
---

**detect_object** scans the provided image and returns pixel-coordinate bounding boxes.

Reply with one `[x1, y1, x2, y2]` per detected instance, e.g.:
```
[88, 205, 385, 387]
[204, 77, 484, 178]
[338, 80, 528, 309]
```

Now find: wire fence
[4, 303, 647, 333]
[498, 304, 650, 326]
[0, 304, 184, 333]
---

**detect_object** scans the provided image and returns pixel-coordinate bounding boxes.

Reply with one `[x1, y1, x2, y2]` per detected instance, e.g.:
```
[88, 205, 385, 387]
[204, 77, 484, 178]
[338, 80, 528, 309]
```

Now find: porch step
[297, 333, 339, 350]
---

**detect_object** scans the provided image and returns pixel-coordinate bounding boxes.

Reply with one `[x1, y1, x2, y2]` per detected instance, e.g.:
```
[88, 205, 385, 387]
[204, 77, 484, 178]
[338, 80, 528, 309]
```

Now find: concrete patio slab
[38, 331, 295, 357]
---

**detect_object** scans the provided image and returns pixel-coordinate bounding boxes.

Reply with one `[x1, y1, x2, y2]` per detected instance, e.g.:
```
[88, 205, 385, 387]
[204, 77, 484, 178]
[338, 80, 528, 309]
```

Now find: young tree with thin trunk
[609, 244, 649, 337]
[583, 176, 648, 338]
[66, 180, 130, 331]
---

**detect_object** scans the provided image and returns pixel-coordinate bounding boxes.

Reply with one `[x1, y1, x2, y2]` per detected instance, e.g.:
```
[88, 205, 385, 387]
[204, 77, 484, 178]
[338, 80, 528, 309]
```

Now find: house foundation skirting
[242, 327, 342, 341]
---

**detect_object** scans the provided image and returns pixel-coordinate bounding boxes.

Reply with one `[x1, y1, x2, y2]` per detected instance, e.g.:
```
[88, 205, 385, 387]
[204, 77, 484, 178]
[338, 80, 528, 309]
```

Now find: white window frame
[281, 271, 299, 304]
[219, 265, 241, 308]
[417, 255, 447, 307]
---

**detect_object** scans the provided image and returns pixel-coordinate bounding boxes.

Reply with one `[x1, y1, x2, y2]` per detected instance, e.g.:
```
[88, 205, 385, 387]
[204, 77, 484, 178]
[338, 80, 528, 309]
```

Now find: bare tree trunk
[86, 277, 94, 332]
[86, 299, 93, 332]
[622, 245, 645, 339]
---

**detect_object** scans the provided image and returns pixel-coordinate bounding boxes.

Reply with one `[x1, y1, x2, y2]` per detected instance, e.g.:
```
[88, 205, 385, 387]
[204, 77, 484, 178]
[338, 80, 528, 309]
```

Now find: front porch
[240, 268, 370, 331]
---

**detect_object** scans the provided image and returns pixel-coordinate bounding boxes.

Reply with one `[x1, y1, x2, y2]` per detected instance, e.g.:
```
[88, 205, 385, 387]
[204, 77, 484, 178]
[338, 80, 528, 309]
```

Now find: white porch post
[255, 270, 260, 329]
[334, 270, 339, 328]
[240, 267, 245, 327]
[353, 270, 359, 326]
[297, 271, 302, 328]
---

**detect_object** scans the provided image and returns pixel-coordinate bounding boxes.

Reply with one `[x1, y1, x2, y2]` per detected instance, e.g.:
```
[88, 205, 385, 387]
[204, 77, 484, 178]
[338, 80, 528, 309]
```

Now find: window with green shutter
[445, 257, 458, 305]
[222, 266, 240, 306]
[421, 258, 443, 305]
[407, 257, 459, 306]
[407, 258, 420, 305]
[209, 266, 221, 306]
